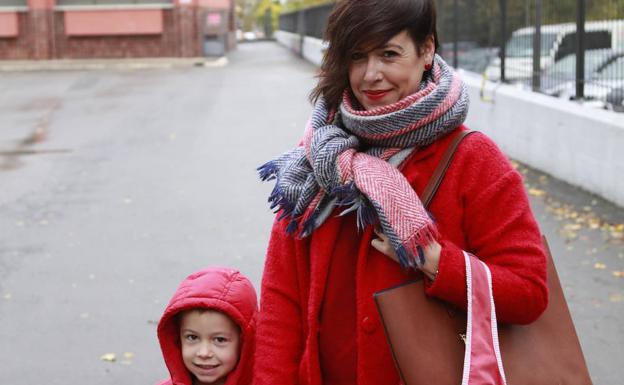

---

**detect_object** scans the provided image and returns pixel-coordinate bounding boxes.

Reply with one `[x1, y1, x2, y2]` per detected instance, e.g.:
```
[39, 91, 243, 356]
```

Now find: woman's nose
[363, 57, 382, 83]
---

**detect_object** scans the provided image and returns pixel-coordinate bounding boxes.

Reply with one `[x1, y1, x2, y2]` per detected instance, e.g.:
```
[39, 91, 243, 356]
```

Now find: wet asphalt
[0, 41, 622, 384]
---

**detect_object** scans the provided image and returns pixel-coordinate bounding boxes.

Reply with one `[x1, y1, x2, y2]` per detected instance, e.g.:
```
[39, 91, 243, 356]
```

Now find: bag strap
[422, 130, 476, 209]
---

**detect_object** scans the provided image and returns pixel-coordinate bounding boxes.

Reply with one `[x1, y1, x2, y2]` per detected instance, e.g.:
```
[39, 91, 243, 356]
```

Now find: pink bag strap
[461, 251, 507, 385]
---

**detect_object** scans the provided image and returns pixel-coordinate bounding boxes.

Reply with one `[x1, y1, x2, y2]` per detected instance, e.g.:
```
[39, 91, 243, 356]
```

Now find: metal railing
[278, 3, 332, 39]
[437, 0, 623, 111]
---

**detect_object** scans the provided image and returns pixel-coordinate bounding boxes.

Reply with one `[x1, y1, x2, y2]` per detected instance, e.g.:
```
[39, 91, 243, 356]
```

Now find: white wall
[276, 33, 624, 207]
[462, 71, 624, 207]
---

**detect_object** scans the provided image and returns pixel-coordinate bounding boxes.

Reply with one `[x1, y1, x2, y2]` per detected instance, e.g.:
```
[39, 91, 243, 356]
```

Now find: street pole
[575, 0, 586, 99]
[500, 0, 507, 82]
[532, 0, 542, 92]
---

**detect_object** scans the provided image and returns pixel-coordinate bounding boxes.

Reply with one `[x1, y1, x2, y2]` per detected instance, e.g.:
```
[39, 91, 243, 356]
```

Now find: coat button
[361, 316, 377, 334]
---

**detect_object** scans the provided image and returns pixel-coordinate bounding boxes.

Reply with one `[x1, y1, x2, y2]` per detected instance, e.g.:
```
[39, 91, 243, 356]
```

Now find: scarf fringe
[332, 183, 378, 230]
[394, 224, 438, 268]
[258, 160, 279, 182]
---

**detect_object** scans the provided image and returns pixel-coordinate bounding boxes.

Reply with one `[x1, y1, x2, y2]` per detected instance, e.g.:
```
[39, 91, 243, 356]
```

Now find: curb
[0, 56, 228, 72]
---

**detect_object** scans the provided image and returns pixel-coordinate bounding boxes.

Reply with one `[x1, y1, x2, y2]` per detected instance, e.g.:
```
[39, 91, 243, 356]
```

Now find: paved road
[0, 42, 622, 384]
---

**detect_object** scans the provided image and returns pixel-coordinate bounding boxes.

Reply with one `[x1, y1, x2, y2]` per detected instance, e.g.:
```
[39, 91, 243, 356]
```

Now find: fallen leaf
[612, 271, 624, 278]
[528, 188, 546, 197]
[594, 263, 607, 270]
[609, 293, 623, 303]
[123, 352, 135, 360]
[564, 223, 582, 231]
[100, 353, 116, 362]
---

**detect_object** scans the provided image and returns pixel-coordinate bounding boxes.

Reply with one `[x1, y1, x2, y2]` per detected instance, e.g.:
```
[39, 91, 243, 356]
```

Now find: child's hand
[371, 229, 441, 281]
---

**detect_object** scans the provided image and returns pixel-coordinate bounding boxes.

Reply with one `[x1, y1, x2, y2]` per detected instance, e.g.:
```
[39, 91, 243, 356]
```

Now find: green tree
[254, 0, 282, 33]
[282, 0, 334, 13]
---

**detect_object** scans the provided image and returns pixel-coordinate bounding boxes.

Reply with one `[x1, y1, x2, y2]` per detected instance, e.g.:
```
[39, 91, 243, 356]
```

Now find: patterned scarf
[258, 54, 469, 268]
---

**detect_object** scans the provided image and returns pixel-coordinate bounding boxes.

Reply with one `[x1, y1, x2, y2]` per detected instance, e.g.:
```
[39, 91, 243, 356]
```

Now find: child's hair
[175, 308, 242, 334]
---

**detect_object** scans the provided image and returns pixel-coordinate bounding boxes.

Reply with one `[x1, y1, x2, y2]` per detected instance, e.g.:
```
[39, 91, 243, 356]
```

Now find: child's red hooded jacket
[157, 267, 257, 385]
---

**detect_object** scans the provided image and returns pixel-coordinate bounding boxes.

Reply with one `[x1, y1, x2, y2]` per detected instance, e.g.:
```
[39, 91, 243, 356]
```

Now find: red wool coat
[157, 267, 257, 385]
[254, 127, 548, 385]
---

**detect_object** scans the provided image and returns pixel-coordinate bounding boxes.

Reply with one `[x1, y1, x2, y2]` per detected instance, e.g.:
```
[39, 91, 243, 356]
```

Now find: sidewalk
[0, 56, 228, 72]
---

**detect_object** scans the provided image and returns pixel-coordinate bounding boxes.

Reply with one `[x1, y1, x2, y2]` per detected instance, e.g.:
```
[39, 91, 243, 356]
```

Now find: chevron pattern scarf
[258, 54, 469, 268]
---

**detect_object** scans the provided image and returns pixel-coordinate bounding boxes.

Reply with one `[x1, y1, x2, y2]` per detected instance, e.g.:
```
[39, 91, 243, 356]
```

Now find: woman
[255, 1, 548, 385]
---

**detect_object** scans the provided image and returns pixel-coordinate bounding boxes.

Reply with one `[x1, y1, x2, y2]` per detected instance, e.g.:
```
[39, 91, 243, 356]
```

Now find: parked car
[556, 55, 624, 107]
[485, 20, 624, 82]
[540, 49, 623, 96]
[606, 86, 624, 112]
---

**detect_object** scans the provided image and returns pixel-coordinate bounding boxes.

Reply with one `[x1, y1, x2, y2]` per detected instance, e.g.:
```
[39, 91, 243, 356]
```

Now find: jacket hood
[157, 267, 257, 385]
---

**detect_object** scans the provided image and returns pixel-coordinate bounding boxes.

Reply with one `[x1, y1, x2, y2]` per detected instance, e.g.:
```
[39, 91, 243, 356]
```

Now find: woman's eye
[351, 52, 365, 61]
[382, 50, 399, 58]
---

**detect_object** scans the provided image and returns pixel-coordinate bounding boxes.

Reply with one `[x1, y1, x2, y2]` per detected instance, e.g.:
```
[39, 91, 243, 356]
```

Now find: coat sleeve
[254, 218, 304, 385]
[425, 133, 548, 325]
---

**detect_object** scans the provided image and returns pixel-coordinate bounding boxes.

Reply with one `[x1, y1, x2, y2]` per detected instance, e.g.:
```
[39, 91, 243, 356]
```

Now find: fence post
[452, 0, 459, 68]
[532, 0, 542, 92]
[575, 0, 586, 99]
[264, 8, 273, 39]
[499, 0, 507, 82]
[297, 9, 305, 58]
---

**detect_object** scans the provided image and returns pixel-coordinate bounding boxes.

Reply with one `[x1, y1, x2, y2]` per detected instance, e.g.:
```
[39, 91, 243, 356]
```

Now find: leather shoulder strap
[422, 130, 476, 209]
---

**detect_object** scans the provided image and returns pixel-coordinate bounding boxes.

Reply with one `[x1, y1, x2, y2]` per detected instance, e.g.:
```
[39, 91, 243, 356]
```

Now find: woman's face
[348, 30, 434, 110]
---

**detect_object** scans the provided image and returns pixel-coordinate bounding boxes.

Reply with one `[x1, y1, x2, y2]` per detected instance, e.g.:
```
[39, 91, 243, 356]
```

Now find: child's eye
[184, 334, 198, 342]
[214, 336, 229, 345]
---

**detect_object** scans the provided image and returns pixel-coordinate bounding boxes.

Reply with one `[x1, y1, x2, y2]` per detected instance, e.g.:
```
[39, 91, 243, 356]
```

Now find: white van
[485, 20, 624, 82]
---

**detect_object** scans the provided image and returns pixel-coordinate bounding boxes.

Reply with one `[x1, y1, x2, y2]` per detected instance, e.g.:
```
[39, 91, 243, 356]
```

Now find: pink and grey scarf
[258, 54, 469, 268]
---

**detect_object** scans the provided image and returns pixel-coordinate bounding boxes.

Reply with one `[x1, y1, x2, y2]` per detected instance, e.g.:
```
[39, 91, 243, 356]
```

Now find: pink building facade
[0, 0, 235, 60]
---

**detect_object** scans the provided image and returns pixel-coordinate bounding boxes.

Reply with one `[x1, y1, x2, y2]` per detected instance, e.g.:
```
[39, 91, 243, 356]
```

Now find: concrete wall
[275, 32, 624, 207]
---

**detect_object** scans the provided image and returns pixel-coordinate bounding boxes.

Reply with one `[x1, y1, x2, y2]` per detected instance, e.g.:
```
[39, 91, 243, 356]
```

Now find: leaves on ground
[609, 293, 623, 303]
[100, 353, 116, 362]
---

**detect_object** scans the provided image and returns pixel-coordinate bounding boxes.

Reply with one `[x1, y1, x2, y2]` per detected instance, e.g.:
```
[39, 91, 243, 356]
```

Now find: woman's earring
[424, 62, 432, 71]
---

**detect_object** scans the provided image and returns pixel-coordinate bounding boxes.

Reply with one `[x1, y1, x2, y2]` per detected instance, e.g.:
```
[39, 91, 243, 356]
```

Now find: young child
[157, 267, 257, 385]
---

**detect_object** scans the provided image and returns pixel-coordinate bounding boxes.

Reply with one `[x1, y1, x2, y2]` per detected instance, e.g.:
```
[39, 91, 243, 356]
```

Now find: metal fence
[437, 0, 624, 111]
[279, 0, 624, 112]
[279, 3, 332, 39]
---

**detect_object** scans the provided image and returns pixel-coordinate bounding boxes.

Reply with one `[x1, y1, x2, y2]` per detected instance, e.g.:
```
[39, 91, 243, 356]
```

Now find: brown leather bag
[374, 130, 593, 385]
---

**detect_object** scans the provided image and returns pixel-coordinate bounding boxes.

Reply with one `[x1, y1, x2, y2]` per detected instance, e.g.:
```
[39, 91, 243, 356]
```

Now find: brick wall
[0, 3, 228, 60]
[53, 10, 188, 58]
[0, 12, 31, 60]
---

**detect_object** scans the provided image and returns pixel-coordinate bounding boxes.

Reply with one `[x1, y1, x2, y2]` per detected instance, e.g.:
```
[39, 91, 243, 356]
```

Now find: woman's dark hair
[310, 0, 439, 110]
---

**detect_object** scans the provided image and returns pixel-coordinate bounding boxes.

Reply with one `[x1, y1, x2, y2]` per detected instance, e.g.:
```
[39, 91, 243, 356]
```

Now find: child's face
[179, 310, 241, 385]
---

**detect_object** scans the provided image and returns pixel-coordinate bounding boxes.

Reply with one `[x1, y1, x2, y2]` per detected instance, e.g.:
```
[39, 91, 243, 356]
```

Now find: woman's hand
[371, 229, 441, 281]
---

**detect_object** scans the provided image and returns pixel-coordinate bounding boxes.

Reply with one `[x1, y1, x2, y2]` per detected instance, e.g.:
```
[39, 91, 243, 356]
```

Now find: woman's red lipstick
[363, 89, 390, 100]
